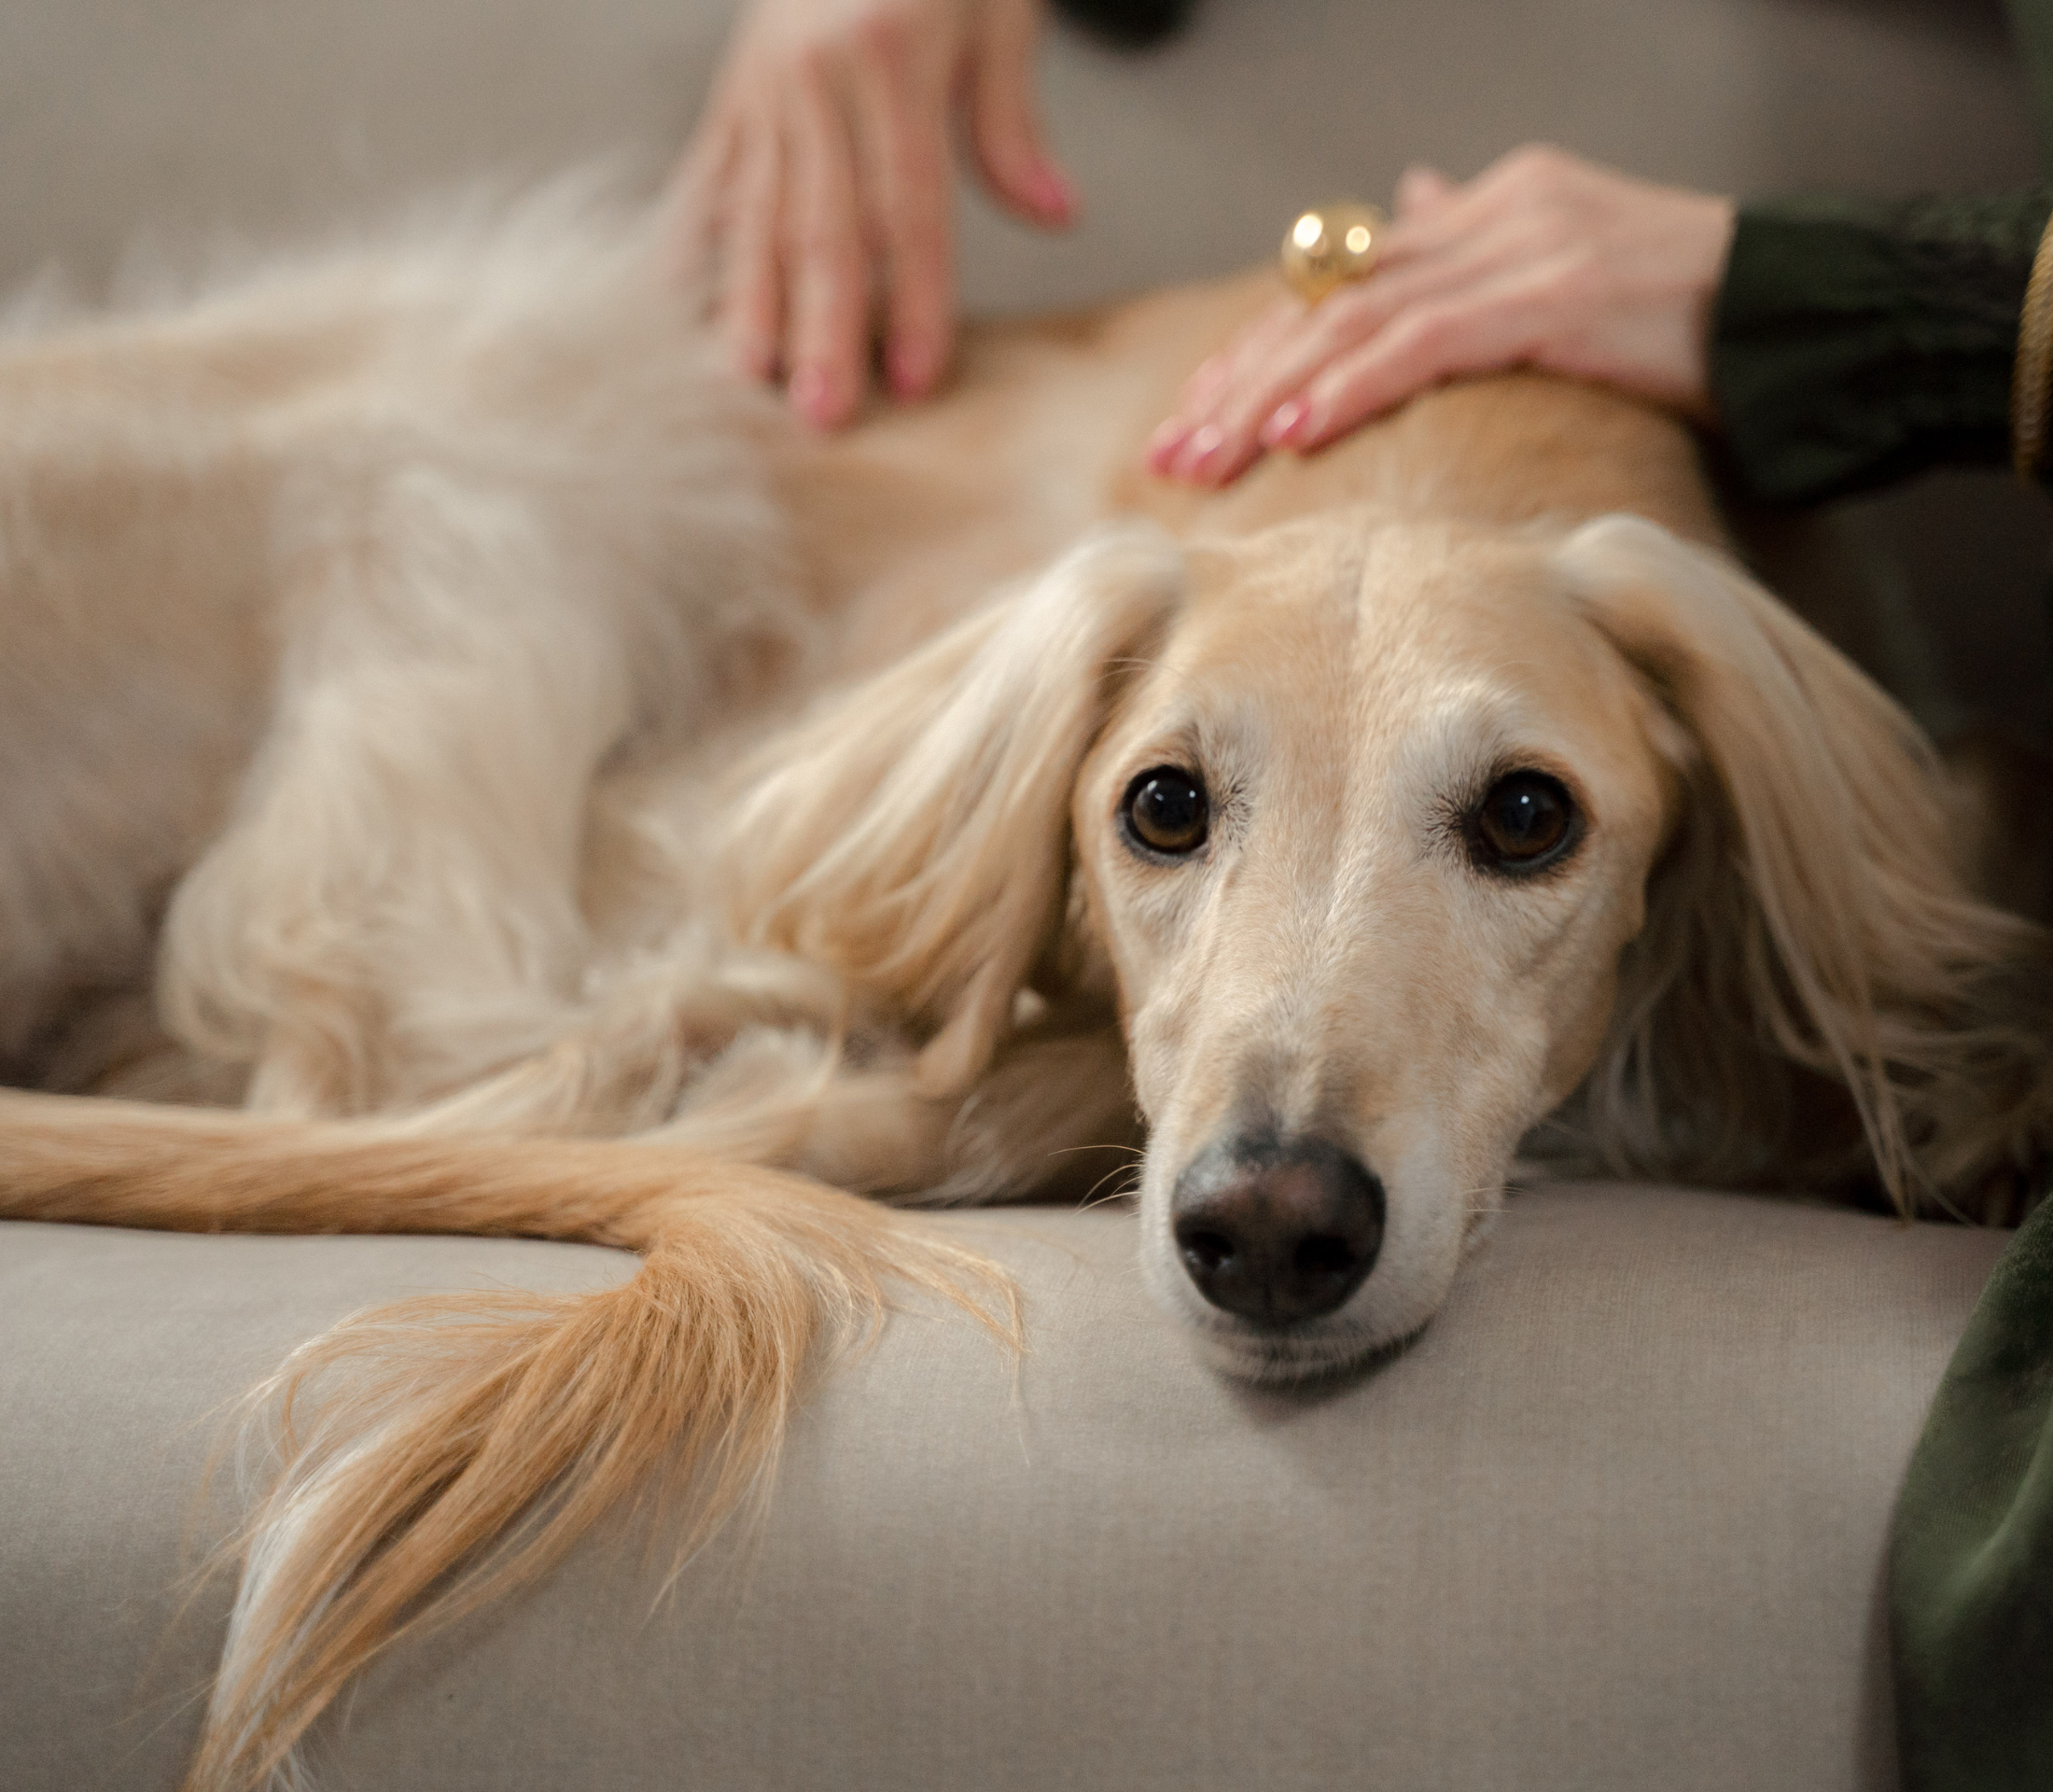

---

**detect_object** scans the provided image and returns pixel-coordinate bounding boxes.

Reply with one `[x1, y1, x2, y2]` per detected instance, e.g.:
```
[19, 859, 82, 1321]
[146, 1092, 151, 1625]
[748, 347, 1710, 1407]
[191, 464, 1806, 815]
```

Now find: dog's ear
[1552, 513, 2053, 1215]
[720, 525, 1183, 1097]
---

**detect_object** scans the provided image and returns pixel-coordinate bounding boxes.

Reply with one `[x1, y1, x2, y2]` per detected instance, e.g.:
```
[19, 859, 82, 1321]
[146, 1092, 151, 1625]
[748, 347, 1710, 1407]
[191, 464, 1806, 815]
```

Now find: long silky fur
[1555, 516, 2053, 1216]
[0, 1088, 1013, 1792]
[718, 525, 1185, 1099]
[11, 180, 810, 1117]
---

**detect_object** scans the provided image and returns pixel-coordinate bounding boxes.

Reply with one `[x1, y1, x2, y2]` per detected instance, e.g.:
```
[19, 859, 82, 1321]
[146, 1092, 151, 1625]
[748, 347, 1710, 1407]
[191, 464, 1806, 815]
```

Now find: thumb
[963, 0, 1075, 226]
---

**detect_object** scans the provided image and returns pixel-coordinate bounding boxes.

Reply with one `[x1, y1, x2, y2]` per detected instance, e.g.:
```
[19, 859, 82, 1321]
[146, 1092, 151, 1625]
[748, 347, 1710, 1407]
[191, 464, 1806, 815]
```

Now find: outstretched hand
[673, 0, 1076, 428]
[1148, 146, 1737, 486]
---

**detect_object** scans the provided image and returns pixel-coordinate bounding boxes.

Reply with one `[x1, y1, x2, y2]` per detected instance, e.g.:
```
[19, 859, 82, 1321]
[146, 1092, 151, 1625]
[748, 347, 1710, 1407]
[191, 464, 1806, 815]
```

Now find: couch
[0, 3, 2043, 1786]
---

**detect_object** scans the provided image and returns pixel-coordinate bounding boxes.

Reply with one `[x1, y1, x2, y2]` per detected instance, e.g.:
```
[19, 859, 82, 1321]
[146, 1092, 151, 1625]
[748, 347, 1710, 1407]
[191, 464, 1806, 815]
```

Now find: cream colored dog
[2, 191, 2046, 1791]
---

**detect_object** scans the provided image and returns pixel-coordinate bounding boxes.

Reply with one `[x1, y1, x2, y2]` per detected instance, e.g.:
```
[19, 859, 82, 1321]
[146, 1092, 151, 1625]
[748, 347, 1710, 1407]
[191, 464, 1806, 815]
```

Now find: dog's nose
[1171, 1134, 1385, 1325]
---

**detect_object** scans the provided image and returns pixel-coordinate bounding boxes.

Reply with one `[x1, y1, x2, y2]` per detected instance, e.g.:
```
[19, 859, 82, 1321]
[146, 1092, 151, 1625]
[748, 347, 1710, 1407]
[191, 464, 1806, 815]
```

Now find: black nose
[1171, 1134, 1385, 1324]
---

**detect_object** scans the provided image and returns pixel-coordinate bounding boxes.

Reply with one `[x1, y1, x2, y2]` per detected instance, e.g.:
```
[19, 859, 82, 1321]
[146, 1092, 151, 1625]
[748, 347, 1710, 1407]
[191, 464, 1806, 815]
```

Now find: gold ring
[1280, 203, 1386, 304]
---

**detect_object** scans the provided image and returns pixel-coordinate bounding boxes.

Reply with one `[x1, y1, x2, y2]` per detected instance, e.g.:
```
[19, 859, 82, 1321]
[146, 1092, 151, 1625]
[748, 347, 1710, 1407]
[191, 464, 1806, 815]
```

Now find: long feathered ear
[1552, 513, 2053, 1218]
[719, 525, 1184, 1097]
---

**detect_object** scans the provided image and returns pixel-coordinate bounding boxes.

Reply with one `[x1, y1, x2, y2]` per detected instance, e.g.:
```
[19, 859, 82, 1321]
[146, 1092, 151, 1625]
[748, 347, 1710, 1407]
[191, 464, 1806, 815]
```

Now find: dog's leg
[376, 973, 1141, 1205]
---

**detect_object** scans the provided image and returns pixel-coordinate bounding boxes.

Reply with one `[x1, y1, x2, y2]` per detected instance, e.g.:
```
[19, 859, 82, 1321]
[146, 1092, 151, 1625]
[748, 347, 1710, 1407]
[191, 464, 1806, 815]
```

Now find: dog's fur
[3, 190, 2049, 1791]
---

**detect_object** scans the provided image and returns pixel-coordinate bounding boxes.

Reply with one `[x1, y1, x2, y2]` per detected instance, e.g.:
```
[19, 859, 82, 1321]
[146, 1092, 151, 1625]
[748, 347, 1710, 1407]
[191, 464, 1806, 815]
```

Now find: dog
[3, 188, 2048, 1792]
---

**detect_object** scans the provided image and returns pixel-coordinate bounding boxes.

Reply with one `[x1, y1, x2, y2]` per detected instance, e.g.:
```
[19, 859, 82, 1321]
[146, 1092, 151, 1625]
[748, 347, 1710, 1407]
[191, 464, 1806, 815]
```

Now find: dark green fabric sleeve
[1892, 1194, 2053, 1790]
[1708, 188, 2053, 505]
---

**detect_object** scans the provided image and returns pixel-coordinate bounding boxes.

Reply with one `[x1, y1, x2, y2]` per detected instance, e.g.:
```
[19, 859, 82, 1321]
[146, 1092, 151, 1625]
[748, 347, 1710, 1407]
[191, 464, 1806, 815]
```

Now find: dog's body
[0, 203, 1715, 1117]
[3, 194, 2047, 1791]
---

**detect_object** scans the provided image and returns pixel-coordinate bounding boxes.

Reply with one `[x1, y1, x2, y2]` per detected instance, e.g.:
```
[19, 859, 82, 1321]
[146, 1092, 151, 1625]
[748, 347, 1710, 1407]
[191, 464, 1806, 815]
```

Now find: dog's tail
[0, 1088, 1013, 1792]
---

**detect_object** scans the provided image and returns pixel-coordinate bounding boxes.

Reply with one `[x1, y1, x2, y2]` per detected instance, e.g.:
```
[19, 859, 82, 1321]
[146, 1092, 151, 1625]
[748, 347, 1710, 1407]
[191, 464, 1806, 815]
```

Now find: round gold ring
[1280, 203, 1387, 304]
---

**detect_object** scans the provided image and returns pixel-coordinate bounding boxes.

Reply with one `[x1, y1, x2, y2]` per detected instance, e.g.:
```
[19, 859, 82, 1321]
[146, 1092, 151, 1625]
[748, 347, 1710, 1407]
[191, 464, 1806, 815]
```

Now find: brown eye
[1471, 771, 1576, 872]
[1123, 766, 1208, 856]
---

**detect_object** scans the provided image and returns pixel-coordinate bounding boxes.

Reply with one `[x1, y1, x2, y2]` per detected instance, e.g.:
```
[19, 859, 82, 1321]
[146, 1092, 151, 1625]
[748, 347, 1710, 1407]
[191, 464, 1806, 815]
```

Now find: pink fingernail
[1184, 424, 1225, 470]
[1165, 423, 1224, 483]
[789, 364, 842, 428]
[1157, 425, 1215, 482]
[1260, 399, 1308, 448]
[1147, 418, 1192, 470]
[888, 340, 936, 399]
[1030, 165, 1077, 221]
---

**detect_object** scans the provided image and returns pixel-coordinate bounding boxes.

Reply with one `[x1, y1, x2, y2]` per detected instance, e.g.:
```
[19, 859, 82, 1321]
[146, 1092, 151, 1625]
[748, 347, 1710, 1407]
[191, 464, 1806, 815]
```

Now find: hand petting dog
[671, 0, 1075, 427]
[1149, 146, 1737, 485]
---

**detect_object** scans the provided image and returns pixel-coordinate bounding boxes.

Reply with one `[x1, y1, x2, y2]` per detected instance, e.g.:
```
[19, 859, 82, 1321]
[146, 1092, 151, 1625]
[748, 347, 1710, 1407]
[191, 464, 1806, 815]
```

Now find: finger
[721, 114, 786, 384]
[1167, 304, 1354, 485]
[1290, 278, 1545, 451]
[1147, 298, 1308, 471]
[966, 0, 1076, 225]
[1200, 298, 1312, 404]
[1370, 156, 1566, 279]
[1394, 163, 1455, 218]
[1439, 143, 1592, 242]
[1165, 243, 1515, 483]
[784, 49, 872, 427]
[849, 13, 956, 398]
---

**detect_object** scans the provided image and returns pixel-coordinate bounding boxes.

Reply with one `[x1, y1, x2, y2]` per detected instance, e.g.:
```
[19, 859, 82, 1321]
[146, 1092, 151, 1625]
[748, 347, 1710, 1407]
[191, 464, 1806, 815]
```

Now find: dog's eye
[1470, 771, 1576, 873]
[1123, 766, 1208, 856]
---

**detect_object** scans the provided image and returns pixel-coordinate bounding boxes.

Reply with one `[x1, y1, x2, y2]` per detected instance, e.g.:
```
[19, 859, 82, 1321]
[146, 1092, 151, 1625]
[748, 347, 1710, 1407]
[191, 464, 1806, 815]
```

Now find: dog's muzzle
[1170, 1133, 1386, 1324]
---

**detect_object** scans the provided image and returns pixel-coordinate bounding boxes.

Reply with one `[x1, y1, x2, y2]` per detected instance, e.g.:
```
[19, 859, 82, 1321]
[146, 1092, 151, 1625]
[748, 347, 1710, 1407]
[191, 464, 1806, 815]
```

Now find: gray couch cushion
[0, 1185, 2007, 1790]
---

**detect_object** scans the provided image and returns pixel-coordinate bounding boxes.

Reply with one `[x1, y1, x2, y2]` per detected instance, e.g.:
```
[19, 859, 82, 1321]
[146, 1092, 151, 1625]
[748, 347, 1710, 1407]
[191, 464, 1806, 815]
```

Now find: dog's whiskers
[1080, 1166, 1145, 1211]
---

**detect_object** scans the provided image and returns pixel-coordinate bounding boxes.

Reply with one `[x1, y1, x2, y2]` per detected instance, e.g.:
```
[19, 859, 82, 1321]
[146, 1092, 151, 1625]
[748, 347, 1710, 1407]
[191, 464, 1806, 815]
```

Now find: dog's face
[1070, 520, 1680, 1379]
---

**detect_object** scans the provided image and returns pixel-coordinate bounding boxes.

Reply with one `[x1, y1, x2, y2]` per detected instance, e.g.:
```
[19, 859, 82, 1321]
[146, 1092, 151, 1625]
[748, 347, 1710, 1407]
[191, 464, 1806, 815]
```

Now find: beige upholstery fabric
[0, 1189, 2009, 1790]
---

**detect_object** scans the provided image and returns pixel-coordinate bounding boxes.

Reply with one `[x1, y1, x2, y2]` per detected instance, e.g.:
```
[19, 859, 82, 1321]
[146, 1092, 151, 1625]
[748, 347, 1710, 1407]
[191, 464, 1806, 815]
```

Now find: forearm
[1710, 188, 2053, 503]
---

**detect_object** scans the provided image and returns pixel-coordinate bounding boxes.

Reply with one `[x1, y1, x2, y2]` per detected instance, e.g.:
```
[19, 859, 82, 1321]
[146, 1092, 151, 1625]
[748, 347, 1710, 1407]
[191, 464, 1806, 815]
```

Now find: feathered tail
[0, 1088, 1013, 1792]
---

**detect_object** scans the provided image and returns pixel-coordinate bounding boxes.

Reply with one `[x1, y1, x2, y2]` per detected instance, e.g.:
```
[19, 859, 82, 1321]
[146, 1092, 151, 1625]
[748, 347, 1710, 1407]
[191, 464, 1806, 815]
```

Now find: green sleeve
[1892, 1194, 2053, 1791]
[1708, 188, 2053, 504]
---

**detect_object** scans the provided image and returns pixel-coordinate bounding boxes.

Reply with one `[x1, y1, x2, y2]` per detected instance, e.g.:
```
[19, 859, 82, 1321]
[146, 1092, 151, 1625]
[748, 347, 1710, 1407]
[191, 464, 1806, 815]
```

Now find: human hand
[673, 0, 1076, 428]
[1147, 145, 1737, 485]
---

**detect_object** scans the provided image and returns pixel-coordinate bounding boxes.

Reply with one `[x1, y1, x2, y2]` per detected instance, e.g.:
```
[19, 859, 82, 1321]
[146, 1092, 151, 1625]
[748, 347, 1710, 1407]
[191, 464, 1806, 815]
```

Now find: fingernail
[1030, 164, 1077, 221]
[1147, 418, 1192, 471]
[1260, 399, 1308, 448]
[789, 364, 841, 427]
[1166, 424, 1229, 486]
[1183, 424, 1225, 473]
[888, 340, 936, 399]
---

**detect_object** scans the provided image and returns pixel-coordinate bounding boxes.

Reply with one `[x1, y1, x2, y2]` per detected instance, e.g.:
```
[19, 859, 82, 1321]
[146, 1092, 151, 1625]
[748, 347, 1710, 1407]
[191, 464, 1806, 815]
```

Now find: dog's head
[1066, 516, 1677, 1376]
[726, 511, 2053, 1379]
